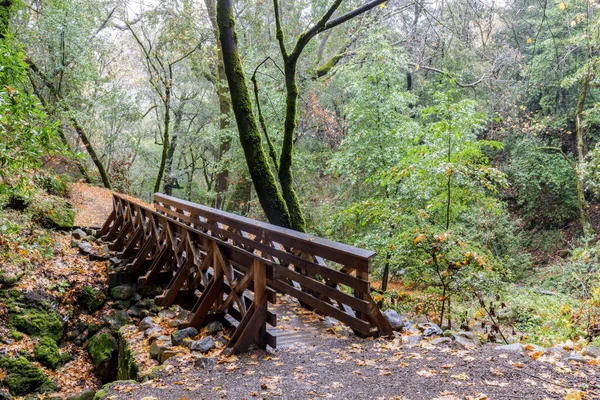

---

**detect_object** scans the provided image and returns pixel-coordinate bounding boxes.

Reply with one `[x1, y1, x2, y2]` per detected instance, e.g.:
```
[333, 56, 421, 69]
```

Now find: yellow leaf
[559, 1, 567, 10]
[564, 389, 584, 400]
[379, 2, 386, 9]
[415, 64, 420, 71]
[527, 37, 533, 44]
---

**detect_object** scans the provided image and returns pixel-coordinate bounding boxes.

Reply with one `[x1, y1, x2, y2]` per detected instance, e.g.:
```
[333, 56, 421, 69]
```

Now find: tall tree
[217, 0, 387, 231]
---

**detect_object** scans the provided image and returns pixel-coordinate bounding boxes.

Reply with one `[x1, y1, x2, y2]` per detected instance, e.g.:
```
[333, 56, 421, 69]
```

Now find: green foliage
[0, 37, 59, 197]
[507, 137, 579, 228]
[29, 195, 75, 229]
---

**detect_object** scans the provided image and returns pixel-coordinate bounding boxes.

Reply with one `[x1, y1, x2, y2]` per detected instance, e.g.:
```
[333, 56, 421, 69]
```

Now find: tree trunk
[154, 83, 171, 193]
[206, 0, 231, 210]
[163, 107, 183, 196]
[217, 0, 292, 228]
[279, 59, 306, 232]
[575, 71, 593, 237]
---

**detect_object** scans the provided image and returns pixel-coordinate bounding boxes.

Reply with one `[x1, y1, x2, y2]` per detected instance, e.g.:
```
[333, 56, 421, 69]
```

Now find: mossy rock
[29, 195, 75, 229]
[66, 390, 95, 400]
[77, 286, 105, 313]
[0, 356, 57, 396]
[117, 327, 138, 381]
[87, 330, 117, 383]
[8, 307, 63, 342]
[9, 330, 23, 342]
[0, 270, 24, 287]
[34, 337, 61, 370]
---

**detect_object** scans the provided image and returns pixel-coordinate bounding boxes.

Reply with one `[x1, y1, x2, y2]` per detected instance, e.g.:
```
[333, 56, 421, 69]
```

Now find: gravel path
[101, 332, 599, 400]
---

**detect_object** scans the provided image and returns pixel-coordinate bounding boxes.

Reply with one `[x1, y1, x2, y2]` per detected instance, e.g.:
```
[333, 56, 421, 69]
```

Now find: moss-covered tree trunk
[217, 0, 292, 228]
[163, 106, 183, 196]
[154, 83, 171, 193]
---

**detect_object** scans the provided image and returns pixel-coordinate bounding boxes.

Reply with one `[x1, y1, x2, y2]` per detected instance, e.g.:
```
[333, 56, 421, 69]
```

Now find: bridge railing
[99, 193, 391, 354]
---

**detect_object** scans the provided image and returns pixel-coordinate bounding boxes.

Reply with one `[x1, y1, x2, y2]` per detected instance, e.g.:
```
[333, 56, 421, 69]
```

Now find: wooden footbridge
[99, 193, 392, 354]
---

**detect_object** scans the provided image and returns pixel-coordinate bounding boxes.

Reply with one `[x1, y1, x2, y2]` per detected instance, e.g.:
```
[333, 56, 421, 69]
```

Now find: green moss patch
[34, 337, 61, 370]
[87, 331, 117, 383]
[8, 306, 63, 342]
[0, 356, 57, 396]
[29, 195, 75, 229]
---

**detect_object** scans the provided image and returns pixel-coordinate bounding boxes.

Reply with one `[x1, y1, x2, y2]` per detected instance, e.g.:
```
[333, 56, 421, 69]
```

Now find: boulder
[87, 331, 118, 383]
[0, 356, 57, 396]
[149, 336, 172, 360]
[104, 310, 131, 333]
[34, 337, 61, 370]
[77, 286, 105, 313]
[171, 327, 198, 346]
[430, 337, 451, 345]
[159, 349, 181, 364]
[72, 229, 87, 240]
[158, 309, 176, 319]
[495, 343, 524, 353]
[183, 336, 215, 353]
[193, 356, 215, 369]
[566, 351, 586, 363]
[582, 346, 600, 358]
[418, 322, 442, 338]
[78, 242, 93, 254]
[110, 285, 134, 300]
[138, 317, 156, 332]
[8, 306, 63, 342]
[382, 309, 404, 331]
[206, 321, 223, 335]
[453, 331, 481, 348]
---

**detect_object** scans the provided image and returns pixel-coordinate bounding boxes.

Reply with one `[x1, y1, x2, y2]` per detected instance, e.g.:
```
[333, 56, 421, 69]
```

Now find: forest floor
[0, 184, 598, 399]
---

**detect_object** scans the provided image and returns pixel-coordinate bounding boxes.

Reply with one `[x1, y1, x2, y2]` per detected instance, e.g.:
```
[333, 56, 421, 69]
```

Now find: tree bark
[206, 0, 231, 210]
[217, 0, 292, 228]
[163, 106, 183, 195]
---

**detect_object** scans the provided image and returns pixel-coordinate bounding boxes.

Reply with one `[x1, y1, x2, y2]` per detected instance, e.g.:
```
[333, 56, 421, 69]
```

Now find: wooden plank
[271, 279, 372, 336]
[154, 194, 376, 262]
[276, 266, 369, 314]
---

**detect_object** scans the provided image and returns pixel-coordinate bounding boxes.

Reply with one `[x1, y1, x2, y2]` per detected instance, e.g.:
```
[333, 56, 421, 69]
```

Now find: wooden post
[254, 259, 266, 346]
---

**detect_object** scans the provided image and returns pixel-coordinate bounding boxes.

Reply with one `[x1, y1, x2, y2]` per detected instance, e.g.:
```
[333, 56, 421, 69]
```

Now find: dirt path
[100, 331, 599, 399]
[69, 182, 114, 228]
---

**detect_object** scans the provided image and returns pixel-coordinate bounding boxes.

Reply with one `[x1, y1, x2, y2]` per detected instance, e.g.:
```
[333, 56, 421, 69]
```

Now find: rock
[138, 285, 164, 298]
[30, 196, 75, 229]
[453, 331, 481, 348]
[171, 327, 198, 346]
[149, 337, 171, 360]
[138, 317, 156, 331]
[144, 327, 163, 340]
[382, 309, 404, 331]
[66, 390, 96, 400]
[430, 337, 451, 345]
[548, 346, 568, 356]
[8, 306, 63, 342]
[206, 321, 223, 335]
[72, 229, 87, 240]
[88, 323, 103, 338]
[34, 337, 61, 370]
[582, 346, 600, 358]
[78, 286, 105, 313]
[495, 343, 524, 353]
[168, 319, 184, 328]
[78, 242, 93, 254]
[110, 285, 134, 300]
[418, 322, 442, 338]
[101, 245, 110, 257]
[215, 333, 229, 346]
[127, 307, 148, 319]
[131, 292, 142, 303]
[405, 335, 421, 346]
[104, 310, 130, 333]
[0, 356, 57, 396]
[525, 344, 546, 353]
[87, 331, 117, 383]
[566, 351, 586, 363]
[159, 349, 181, 364]
[402, 320, 417, 332]
[193, 356, 215, 369]
[109, 257, 122, 265]
[70, 239, 80, 248]
[158, 309, 176, 319]
[184, 336, 215, 353]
